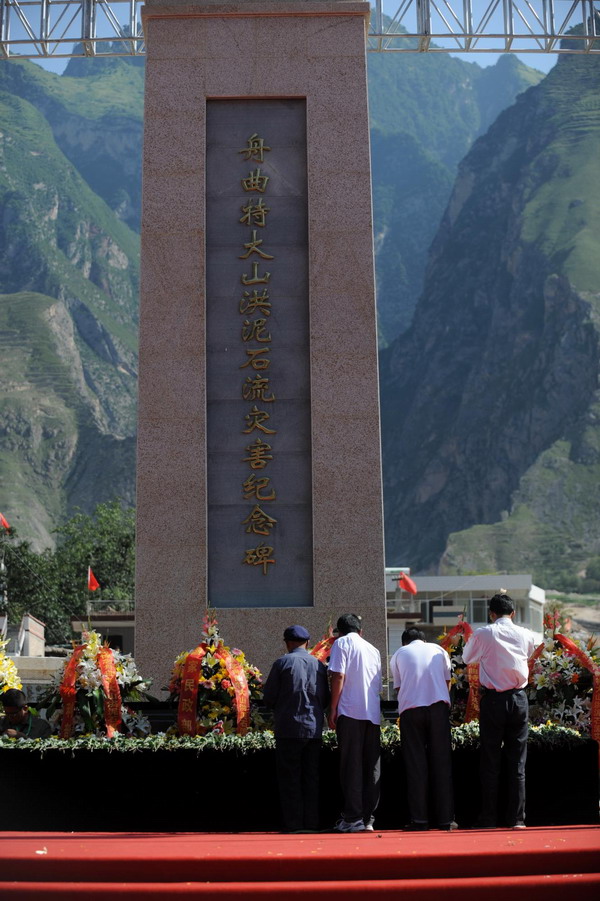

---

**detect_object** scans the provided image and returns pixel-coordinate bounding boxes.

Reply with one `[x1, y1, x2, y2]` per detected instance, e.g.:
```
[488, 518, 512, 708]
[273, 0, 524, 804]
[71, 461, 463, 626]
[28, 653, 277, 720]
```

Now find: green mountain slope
[0, 55, 144, 231]
[380, 52, 600, 585]
[0, 69, 139, 547]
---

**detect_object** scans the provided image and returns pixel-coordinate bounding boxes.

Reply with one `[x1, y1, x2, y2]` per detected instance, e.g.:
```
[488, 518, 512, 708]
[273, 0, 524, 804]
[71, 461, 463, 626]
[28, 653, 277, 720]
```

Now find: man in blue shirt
[263, 625, 330, 833]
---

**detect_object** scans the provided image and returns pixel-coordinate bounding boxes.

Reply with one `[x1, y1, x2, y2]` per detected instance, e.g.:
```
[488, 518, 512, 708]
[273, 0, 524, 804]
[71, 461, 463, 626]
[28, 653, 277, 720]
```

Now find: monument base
[2, 740, 597, 831]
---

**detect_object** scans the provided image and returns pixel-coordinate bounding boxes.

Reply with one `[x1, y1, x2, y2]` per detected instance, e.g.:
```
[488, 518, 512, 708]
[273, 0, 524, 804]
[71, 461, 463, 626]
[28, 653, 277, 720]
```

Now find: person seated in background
[0, 688, 52, 740]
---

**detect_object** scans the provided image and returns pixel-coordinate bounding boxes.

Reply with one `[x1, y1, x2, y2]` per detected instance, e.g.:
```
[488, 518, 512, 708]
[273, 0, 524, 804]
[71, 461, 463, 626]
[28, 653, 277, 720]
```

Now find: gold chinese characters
[239, 133, 277, 574]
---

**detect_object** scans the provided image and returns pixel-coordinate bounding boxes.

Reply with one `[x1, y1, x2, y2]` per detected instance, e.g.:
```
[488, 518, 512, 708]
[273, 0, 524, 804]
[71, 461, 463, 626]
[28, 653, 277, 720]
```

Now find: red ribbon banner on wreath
[97, 646, 122, 737]
[439, 622, 474, 649]
[177, 644, 207, 736]
[59, 644, 85, 738]
[310, 632, 336, 663]
[214, 645, 251, 736]
[177, 643, 251, 736]
[530, 633, 600, 762]
[440, 622, 480, 722]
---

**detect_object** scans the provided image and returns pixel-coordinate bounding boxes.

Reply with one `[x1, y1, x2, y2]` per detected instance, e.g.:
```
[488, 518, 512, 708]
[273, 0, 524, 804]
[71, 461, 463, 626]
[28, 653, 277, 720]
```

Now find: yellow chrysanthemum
[0, 638, 22, 693]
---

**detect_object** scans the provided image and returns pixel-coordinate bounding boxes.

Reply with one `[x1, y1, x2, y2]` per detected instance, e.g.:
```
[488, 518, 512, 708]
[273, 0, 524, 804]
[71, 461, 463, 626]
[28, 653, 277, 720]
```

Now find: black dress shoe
[403, 822, 429, 831]
[438, 821, 459, 831]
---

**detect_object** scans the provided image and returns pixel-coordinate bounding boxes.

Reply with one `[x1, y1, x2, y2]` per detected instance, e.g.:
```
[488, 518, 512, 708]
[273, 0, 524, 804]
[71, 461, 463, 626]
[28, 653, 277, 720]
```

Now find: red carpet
[1, 826, 599, 899]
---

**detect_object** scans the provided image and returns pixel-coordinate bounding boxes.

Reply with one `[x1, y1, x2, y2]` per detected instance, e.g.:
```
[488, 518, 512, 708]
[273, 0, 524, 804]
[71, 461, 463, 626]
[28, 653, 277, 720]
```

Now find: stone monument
[136, 0, 386, 691]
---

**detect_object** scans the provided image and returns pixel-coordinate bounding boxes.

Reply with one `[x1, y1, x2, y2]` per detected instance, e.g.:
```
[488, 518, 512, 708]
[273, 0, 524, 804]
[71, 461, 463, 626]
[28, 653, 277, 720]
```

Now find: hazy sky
[452, 50, 556, 73]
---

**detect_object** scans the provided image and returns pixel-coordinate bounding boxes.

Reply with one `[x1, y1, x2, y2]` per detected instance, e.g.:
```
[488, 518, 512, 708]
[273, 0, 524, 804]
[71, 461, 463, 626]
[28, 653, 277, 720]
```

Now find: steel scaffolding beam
[0, 0, 597, 60]
[369, 0, 600, 53]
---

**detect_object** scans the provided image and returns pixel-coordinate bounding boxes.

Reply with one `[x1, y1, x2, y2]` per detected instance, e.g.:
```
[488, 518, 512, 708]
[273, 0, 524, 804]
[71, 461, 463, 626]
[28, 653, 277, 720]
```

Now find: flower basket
[40, 630, 151, 737]
[168, 612, 264, 736]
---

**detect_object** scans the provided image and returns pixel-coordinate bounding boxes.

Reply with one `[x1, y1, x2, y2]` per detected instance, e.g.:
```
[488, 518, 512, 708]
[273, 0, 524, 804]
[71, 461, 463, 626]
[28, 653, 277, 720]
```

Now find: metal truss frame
[369, 0, 600, 53]
[0, 0, 598, 60]
[0, 0, 144, 59]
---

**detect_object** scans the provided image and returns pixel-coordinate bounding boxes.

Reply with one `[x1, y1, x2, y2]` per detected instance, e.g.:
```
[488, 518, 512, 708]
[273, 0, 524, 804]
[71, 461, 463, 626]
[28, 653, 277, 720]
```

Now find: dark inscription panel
[206, 99, 313, 608]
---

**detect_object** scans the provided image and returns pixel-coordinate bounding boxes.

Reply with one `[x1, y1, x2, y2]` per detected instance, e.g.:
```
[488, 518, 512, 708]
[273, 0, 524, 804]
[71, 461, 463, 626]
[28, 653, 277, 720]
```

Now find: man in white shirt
[462, 592, 537, 829]
[390, 628, 455, 831]
[328, 613, 382, 833]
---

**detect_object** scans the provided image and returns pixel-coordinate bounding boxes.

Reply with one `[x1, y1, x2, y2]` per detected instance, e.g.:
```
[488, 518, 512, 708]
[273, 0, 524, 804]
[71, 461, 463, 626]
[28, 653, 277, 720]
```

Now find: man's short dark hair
[401, 628, 425, 646]
[336, 613, 362, 636]
[489, 593, 514, 616]
[2, 688, 27, 708]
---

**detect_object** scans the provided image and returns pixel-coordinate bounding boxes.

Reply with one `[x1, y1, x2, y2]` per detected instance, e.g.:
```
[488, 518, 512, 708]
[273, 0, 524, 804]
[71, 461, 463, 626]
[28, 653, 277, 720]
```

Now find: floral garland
[1, 722, 588, 755]
[41, 631, 151, 737]
[168, 611, 264, 736]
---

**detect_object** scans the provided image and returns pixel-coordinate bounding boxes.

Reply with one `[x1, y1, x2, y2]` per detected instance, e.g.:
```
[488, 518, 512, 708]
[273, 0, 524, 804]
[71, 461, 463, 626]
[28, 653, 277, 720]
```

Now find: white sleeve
[328, 640, 345, 675]
[461, 631, 482, 665]
[442, 648, 452, 680]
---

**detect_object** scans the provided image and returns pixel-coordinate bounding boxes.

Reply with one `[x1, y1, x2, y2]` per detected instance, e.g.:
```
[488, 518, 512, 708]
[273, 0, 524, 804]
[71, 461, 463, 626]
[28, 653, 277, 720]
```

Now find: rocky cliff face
[380, 53, 600, 581]
[369, 52, 543, 344]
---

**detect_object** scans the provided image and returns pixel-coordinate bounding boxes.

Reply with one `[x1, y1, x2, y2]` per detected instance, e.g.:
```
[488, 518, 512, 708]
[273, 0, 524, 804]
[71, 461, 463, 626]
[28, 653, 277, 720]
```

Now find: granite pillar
[136, 0, 386, 691]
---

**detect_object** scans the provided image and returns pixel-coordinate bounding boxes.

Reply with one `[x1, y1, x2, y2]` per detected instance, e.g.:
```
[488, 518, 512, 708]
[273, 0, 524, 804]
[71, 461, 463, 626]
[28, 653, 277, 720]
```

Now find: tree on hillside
[0, 500, 135, 644]
[54, 499, 136, 605]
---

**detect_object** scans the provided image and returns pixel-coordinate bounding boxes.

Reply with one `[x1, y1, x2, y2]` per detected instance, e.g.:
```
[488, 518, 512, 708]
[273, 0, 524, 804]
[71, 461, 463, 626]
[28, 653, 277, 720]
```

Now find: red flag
[398, 572, 418, 595]
[87, 567, 100, 591]
[0, 512, 10, 530]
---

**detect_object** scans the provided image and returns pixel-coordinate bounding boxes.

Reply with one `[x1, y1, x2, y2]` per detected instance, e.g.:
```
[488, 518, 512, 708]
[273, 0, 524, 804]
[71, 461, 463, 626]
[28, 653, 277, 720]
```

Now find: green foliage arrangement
[0, 722, 587, 755]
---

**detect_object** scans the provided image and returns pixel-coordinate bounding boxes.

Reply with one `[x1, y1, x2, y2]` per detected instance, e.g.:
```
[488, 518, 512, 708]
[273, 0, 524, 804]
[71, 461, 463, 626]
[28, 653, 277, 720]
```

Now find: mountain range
[380, 50, 600, 586]
[1, 41, 598, 590]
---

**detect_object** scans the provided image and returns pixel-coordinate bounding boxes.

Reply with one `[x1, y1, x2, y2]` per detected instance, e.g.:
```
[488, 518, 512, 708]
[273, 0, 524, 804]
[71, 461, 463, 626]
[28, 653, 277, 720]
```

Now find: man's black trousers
[399, 700, 454, 827]
[336, 715, 381, 825]
[479, 687, 528, 827]
[275, 737, 321, 832]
